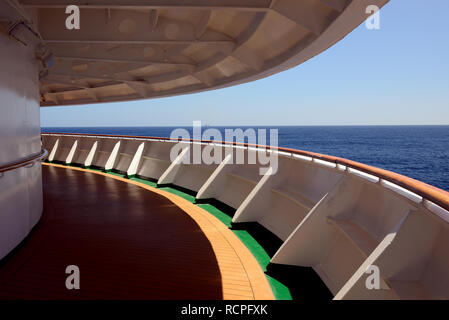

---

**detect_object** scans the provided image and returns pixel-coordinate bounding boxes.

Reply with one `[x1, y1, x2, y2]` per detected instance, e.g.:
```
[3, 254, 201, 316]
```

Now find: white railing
[42, 133, 449, 300]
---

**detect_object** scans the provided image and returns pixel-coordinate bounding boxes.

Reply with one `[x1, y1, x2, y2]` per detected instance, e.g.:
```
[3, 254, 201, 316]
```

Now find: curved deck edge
[42, 162, 274, 300]
[42, 132, 449, 213]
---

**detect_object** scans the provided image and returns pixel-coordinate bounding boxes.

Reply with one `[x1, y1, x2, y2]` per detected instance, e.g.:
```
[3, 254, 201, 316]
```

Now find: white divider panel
[136, 141, 174, 180]
[271, 176, 415, 295]
[339, 208, 449, 300]
[65, 140, 78, 164]
[70, 137, 98, 166]
[84, 141, 98, 167]
[48, 138, 59, 162]
[172, 163, 219, 192]
[157, 146, 190, 185]
[49, 136, 78, 163]
[270, 181, 346, 267]
[41, 135, 54, 152]
[169, 143, 221, 192]
[127, 142, 145, 177]
[211, 164, 263, 209]
[105, 141, 121, 171]
[279, 157, 345, 205]
[91, 137, 120, 169]
[48, 136, 77, 163]
[334, 232, 400, 300]
[334, 209, 412, 300]
[231, 157, 344, 240]
[113, 139, 143, 173]
[194, 144, 264, 209]
[197, 153, 233, 200]
[233, 166, 274, 222]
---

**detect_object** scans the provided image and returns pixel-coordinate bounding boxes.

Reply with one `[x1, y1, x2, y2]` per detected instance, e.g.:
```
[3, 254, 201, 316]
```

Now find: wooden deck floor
[0, 164, 273, 300]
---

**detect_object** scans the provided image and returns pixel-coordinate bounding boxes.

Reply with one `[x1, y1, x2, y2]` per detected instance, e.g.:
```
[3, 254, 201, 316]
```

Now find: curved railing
[42, 132, 449, 212]
[41, 132, 449, 299]
[0, 149, 48, 173]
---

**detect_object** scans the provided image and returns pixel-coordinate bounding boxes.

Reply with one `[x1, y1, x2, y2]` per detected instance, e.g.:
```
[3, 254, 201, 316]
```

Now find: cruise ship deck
[0, 163, 272, 300]
[3, 0, 449, 301]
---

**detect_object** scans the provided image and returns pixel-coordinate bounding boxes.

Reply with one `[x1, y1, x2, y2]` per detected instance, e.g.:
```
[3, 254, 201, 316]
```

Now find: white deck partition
[40, 133, 449, 300]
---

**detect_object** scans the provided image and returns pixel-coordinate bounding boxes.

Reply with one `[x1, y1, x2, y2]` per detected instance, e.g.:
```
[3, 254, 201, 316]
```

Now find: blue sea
[41, 126, 449, 192]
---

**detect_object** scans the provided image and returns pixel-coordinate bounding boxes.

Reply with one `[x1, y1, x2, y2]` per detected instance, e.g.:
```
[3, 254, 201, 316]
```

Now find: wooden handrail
[0, 149, 48, 173]
[42, 132, 449, 212]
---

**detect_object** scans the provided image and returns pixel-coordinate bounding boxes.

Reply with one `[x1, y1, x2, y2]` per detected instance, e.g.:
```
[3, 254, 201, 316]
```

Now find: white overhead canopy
[1, 0, 389, 106]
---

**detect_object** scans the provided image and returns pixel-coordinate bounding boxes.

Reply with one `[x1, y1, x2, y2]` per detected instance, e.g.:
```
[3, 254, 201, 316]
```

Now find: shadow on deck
[0, 165, 225, 299]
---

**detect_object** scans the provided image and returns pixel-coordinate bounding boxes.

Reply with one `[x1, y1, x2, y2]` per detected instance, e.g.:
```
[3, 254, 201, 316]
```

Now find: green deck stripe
[232, 230, 271, 270]
[197, 204, 232, 228]
[266, 276, 292, 300]
[197, 205, 292, 300]
[108, 172, 126, 178]
[158, 187, 196, 203]
[130, 177, 157, 188]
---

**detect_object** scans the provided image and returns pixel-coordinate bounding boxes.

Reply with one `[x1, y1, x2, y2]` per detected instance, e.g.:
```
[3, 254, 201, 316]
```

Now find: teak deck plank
[0, 164, 273, 300]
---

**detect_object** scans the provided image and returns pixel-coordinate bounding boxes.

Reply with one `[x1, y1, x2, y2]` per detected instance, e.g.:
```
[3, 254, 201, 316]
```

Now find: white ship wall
[0, 33, 42, 259]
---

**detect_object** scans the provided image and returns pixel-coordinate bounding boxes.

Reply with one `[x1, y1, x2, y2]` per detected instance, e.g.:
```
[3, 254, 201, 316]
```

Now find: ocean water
[41, 126, 449, 192]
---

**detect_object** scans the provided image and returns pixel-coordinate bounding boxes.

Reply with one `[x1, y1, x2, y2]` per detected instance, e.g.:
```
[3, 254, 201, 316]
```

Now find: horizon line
[41, 124, 449, 128]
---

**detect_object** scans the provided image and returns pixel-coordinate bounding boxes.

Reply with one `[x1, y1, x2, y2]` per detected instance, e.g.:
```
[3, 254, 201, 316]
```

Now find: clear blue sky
[41, 0, 449, 127]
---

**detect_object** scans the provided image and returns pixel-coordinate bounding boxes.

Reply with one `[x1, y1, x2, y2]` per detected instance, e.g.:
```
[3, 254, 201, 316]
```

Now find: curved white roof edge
[2, 0, 389, 106]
